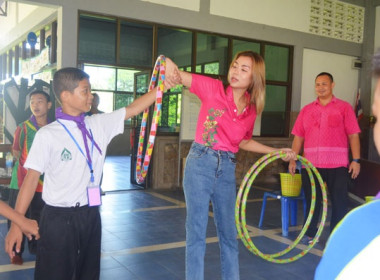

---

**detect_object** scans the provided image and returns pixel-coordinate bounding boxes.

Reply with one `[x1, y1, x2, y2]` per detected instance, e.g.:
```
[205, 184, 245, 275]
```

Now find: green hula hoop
[235, 151, 328, 263]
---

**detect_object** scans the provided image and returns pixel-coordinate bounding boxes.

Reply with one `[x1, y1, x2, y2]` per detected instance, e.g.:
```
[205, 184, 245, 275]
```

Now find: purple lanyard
[55, 107, 102, 182]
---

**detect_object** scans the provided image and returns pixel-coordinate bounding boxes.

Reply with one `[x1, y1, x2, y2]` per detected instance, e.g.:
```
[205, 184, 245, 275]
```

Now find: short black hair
[316, 72, 334, 83]
[30, 90, 51, 102]
[53, 67, 90, 101]
[373, 50, 380, 78]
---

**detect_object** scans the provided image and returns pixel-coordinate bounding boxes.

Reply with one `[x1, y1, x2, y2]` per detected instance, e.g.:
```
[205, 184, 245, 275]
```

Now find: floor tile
[0, 156, 358, 279]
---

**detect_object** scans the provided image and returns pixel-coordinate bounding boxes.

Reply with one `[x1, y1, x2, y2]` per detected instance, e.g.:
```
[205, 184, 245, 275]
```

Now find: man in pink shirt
[289, 72, 361, 243]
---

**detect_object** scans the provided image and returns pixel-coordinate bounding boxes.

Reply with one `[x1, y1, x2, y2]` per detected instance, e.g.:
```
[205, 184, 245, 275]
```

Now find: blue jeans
[183, 142, 239, 280]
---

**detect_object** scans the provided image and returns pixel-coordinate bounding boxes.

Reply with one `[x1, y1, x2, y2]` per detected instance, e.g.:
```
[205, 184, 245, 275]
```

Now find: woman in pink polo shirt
[166, 51, 295, 280]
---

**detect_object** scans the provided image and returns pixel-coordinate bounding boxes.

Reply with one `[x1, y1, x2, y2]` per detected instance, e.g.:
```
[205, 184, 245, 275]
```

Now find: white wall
[0, 2, 37, 35]
[140, 0, 200, 11]
[301, 49, 359, 108]
[210, 0, 310, 34]
[0, 2, 57, 52]
[375, 6, 380, 52]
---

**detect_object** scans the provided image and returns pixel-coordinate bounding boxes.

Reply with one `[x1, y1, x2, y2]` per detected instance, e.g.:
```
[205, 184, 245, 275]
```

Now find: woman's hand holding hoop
[278, 148, 297, 161]
[164, 58, 182, 90]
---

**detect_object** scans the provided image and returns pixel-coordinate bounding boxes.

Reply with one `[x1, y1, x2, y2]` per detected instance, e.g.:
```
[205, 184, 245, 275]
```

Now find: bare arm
[178, 70, 192, 88]
[348, 133, 360, 179]
[288, 135, 304, 175]
[239, 139, 296, 161]
[124, 87, 158, 120]
[0, 201, 39, 239]
[5, 169, 41, 258]
[291, 135, 304, 156]
[165, 58, 192, 88]
[14, 169, 40, 214]
[239, 139, 277, 154]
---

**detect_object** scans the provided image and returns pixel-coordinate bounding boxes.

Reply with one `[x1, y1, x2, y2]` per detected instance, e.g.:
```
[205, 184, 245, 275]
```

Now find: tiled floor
[102, 156, 141, 192]
[0, 156, 360, 279]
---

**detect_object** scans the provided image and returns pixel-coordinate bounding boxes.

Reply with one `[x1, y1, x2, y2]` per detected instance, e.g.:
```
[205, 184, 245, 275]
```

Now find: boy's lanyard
[57, 119, 95, 183]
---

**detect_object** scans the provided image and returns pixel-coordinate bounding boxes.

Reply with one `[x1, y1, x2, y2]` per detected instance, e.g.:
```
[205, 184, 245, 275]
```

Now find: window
[83, 64, 143, 123]
[157, 27, 192, 68]
[115, 93, 134, 110]
[78, 13, 293, 137]
[120, 21, 153, 67]
[160, 90, 181, 131]
[85, 65, 116, 92]
[78, 15, 116, 64]
[196, 33, 228, 75]
[260, 44, 291, 136]
[265, 44, 290, 82]
[232, 40, 260, 57]
[261, 85, 288, 136]
[117, 68, 140, 92]
[157, 27, 192, 130]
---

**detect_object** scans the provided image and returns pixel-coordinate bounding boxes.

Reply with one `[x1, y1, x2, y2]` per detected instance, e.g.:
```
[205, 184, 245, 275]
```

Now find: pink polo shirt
[190, 74, 256, 153]
[292, 96, 360, 168]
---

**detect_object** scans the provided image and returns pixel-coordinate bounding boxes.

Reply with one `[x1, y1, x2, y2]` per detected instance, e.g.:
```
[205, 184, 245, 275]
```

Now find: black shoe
[301, 236, 315, 245]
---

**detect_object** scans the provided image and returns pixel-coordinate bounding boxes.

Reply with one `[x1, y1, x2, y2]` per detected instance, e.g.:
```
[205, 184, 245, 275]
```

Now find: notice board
[179, 88, 201, 141]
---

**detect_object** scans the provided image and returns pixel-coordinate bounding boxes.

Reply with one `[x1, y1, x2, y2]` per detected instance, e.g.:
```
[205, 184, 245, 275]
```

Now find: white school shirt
[24, 108, 126, 207]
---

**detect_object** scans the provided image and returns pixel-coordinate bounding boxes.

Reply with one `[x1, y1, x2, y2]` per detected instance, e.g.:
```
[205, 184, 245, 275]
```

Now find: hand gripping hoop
[135, 55, 166, 184]
[235, 151, 328, 263]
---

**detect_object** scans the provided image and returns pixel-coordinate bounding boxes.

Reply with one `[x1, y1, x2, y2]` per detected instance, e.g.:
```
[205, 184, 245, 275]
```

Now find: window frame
[78, 11, 293, 137]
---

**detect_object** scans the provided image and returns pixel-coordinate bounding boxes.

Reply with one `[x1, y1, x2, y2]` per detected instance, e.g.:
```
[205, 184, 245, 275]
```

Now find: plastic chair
[258, 161, 307, 237]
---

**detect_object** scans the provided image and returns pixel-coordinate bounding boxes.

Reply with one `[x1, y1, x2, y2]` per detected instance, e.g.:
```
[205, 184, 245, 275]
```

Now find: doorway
[83, 65, 151, 191]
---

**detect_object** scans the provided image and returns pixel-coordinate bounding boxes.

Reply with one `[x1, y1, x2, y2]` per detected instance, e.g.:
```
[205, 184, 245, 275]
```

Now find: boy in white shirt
[5, 66, 178, 279]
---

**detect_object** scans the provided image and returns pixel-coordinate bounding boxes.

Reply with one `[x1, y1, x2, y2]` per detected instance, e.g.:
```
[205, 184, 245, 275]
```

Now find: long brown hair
[230, 51, 266, 114]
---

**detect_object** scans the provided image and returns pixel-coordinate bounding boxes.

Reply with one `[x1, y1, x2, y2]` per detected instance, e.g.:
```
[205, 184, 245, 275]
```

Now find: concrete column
[56, 4, 78, 68]
[359, 0, 376, 115]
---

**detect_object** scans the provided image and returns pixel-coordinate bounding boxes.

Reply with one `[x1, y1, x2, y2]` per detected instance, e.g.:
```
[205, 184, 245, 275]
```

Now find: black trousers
[35, 204, 101, 280]
[302, 167, 349, 237]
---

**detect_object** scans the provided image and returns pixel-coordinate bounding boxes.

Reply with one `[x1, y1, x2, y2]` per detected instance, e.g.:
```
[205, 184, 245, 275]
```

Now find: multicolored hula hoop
[135, 55, 166, 184]
[235, 151, 328, 263]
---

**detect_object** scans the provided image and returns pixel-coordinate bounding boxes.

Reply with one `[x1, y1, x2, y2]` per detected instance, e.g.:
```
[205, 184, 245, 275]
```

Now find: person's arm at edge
[288, 135, 304, 175]
[239, 139, 277, 154]
[348, 133, 360, 179]
[5, 169, 41, 258]
[177, 70, 192, 88]
[239, 139, 296, 161]
[0, 201, 39, 238]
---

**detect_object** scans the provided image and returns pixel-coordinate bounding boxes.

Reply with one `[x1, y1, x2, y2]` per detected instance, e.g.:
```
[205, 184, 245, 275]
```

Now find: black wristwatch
[352, 158, 360, 163]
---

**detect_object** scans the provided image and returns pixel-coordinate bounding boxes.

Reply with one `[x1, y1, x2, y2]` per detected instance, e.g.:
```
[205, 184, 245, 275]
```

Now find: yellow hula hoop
[235, 152, 328, 263]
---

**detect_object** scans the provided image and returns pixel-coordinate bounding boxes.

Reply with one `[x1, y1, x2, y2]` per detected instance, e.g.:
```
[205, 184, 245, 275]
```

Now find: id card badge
[87, 184, 102, 206]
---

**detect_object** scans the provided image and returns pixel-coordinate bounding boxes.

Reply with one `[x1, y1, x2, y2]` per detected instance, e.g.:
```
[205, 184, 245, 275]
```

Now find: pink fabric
[189, 74, 256, 153]
[292, 96, 360, 168]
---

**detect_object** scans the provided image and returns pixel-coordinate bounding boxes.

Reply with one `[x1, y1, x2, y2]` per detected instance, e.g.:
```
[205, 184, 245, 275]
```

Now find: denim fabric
[183, 142, 239, 280]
